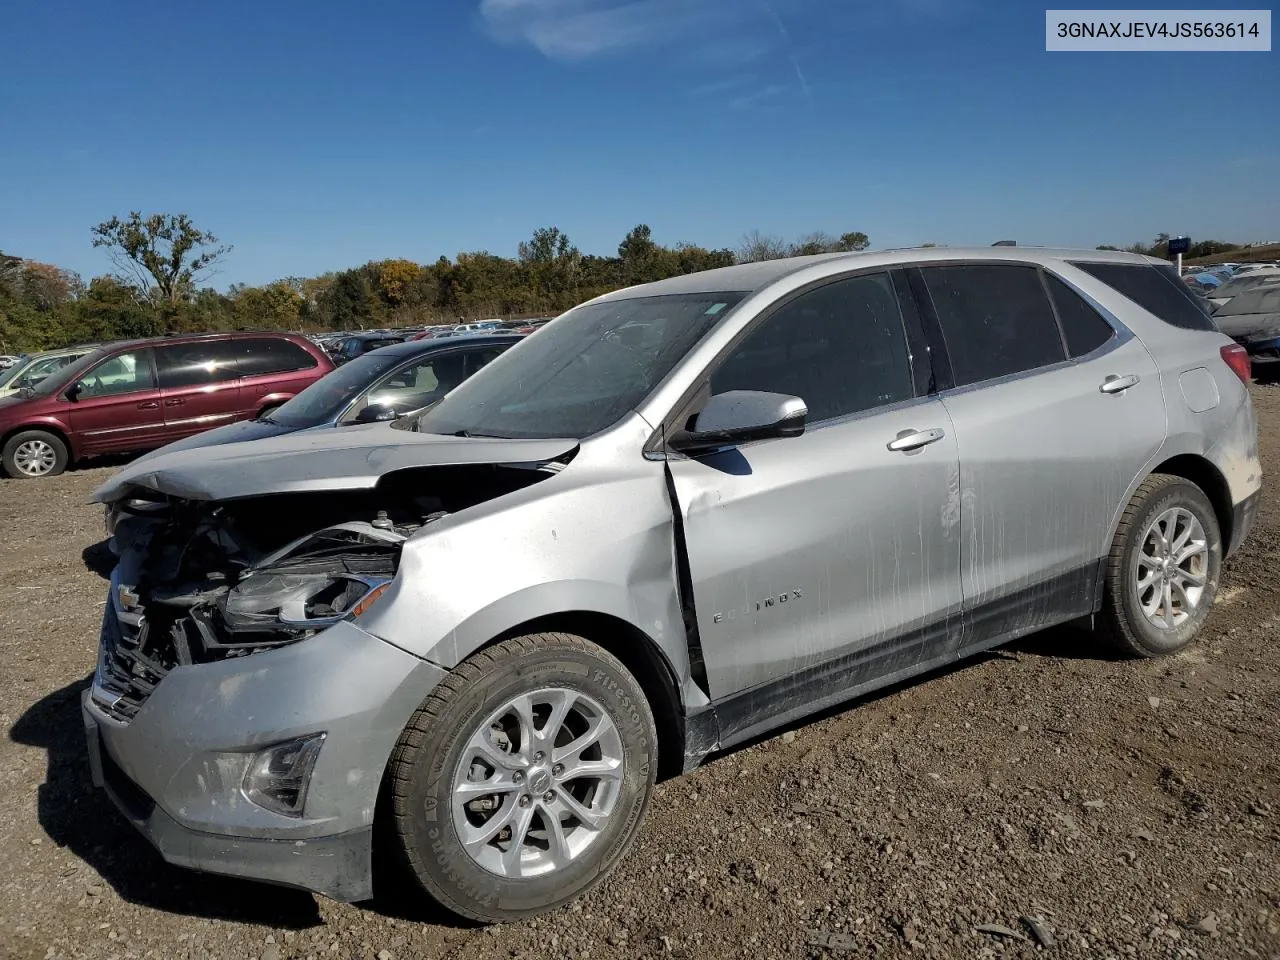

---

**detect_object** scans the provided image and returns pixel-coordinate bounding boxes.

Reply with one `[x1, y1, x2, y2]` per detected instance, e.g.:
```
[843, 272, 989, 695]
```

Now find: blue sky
[1, 0, 1276, 286]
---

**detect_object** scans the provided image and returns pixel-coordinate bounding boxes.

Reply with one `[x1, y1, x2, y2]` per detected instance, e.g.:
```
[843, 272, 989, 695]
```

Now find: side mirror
[64, 382, 83, 401]
[669, 390, 807, 454]
[352, 403, 398, 424]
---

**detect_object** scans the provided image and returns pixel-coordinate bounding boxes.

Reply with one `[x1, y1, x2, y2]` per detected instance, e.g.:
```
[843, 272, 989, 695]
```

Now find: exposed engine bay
[96, 465, 555, 719]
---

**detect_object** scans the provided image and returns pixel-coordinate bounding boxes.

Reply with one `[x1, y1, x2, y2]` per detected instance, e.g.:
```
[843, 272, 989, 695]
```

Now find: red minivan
[0, 332, 333, 479]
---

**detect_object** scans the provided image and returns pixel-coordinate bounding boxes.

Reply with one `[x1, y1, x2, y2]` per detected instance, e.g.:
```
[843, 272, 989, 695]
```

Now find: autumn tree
[91, 212, 231, 305]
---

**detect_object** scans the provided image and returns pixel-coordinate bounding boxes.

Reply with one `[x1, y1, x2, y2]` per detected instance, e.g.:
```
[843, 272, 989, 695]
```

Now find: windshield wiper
[452, 429, 472, 438]
[256, 414, 277, 425]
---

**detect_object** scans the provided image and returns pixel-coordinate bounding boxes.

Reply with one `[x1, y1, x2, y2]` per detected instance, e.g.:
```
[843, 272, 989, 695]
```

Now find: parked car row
[81, 247, 1258, 923]
[1182, 267, 1280, 379]
[309, 317, 554, 361]
[0, 332, 333, 478]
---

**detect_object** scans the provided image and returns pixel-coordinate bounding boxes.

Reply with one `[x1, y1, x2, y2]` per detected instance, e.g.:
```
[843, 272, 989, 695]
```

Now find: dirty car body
[84, 247, 1260, 912]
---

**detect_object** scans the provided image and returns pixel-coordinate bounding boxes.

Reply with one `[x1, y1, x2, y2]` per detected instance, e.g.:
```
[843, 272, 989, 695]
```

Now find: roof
[593, 246, 1159, 301]
[80, 329, 315, 356]
[372, 332, 523, 359]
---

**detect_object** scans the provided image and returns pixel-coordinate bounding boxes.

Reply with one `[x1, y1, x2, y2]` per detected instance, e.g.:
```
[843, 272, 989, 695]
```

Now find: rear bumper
[1229, 489, 1261, 558]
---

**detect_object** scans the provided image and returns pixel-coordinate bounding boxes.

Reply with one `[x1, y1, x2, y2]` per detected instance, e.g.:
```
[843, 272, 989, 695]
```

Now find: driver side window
[76, 350, 155, 398]
[709, 273, 915, 423]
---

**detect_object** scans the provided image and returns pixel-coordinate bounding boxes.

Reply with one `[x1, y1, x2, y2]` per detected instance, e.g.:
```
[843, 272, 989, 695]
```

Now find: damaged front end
[96, 506, 416, 722]
[94, 456, 561, 723]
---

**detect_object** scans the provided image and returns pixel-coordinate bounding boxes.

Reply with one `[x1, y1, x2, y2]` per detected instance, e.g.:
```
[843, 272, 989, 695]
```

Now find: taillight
[1220, 343, 1251, 385]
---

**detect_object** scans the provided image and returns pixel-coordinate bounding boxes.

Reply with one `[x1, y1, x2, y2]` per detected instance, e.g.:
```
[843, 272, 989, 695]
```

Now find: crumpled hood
[93, 422, 578, 503]
[130, 417, 297, 465]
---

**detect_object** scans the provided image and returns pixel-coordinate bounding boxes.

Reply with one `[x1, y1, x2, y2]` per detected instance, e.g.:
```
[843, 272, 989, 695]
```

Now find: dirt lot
[2, 392, 1278, 960]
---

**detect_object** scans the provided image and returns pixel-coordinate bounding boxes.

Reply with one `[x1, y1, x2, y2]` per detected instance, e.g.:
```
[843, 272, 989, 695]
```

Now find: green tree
[91, 212, 231, 305]
[833, 231, 870, 252]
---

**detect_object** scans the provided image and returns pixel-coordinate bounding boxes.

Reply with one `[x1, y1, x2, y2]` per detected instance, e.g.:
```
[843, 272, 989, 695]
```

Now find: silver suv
[85, 248, 1260, 921]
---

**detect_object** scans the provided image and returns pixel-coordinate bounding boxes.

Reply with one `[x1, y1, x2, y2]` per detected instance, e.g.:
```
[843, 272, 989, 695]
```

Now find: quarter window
[1069, 261, 1216, 332]
[235, 338, 319, 376]
[921, 264, 1065, 386]
[1045, 274, 1115, 358]
[710, 273, 914, 423]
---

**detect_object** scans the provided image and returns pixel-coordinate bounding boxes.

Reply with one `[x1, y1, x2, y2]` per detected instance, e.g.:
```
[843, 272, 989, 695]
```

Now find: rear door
[65, 348, 166, 454]
[232, 337, 323, 413]
[666, 271, 963, 713]
[155, 340, 243, 442]
[913, 262, 1165, 642]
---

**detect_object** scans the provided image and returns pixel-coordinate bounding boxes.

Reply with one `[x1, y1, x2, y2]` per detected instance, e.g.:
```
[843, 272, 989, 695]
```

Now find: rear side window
[920, 264, 1065, 386]
[1070, 262, 1216, 331]
[711, 272, 914, 422]
[235, 338, 319, 376]
[156, 341, 242, 388]
[1045, 275, 1115, 357]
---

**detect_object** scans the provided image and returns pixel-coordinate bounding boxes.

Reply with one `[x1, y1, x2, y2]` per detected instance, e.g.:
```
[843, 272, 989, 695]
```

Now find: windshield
[0, 356, 34, 388]
[416, 292, 745, 440]
[269, 349, 406, 427]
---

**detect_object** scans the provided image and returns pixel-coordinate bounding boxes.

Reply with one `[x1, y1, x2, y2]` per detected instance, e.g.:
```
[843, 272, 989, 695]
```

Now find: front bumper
[82, 606, 448, 900]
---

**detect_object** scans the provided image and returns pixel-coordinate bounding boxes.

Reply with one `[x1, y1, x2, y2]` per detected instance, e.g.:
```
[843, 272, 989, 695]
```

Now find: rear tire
[2, 430, 69, 479]
[1097, 475, 1221, 657]
[387, 633, 657, 922]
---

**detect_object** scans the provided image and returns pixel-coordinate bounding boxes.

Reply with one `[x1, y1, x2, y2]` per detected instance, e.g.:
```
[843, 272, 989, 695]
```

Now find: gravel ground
[2, 390, 1278, 960]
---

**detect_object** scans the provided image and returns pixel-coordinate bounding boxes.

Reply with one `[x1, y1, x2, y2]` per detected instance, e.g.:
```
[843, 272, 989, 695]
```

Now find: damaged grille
[93, 597, 165, 723]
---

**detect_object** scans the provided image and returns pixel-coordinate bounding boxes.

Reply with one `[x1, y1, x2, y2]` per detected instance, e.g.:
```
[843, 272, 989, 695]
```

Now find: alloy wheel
[450, 687, 624, 879]
[1133, 506, 1208, 629]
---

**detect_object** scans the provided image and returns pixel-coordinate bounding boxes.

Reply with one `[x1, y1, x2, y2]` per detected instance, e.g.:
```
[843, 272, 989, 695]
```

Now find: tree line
[2, 213, 1251, 356]
[0, 214, 870, 354]
[1095, 233, 1241, 259]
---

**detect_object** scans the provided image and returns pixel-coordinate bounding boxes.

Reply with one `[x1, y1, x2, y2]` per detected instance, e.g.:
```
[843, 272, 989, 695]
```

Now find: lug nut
[543, 790, 555, 803]
[533, 751, 546, 763]
[512, 770, 525, 784]
[552, 763, 564, 777]
[518, 795, 531, 807]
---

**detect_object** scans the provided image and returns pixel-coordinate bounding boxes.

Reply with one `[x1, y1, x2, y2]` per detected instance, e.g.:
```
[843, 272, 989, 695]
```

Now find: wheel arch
[1148, 453, 1234, 551]
[1, 420, 76, 464]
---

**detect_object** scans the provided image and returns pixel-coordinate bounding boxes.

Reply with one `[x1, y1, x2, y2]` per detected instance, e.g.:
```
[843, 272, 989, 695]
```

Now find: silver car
[84, 248, 1260, 922]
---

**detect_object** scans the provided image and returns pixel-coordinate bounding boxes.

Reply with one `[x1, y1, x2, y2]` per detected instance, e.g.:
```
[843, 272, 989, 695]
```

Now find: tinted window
[416, 293, 745, 440]
[156, 341, 242, 388]
[234, 338, 319, 376]
[711, 273, 913, 422]
[922, 264, 1065, 386]
[1071, 262, 1216, 331]
[76, 350, 154, 397]
[1045, 275, 1115, 358]
[270, 349, 405, 428]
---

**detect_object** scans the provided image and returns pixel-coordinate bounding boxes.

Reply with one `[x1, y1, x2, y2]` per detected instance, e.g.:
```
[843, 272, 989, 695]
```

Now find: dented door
[667, 399, 963, 701]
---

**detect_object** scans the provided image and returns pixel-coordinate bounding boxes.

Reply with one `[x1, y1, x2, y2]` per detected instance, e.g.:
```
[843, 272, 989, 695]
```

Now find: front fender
[353, 451, 695, 704]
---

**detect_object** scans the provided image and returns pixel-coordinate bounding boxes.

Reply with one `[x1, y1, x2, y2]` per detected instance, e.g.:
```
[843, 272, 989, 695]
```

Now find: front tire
[2, 430, 69, 479]
[387, 633, 657, 922]
[1098, 474, 1222, 657]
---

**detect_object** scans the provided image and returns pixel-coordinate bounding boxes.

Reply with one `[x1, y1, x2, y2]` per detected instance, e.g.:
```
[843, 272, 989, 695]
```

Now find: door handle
[1100, 374, 1140, 394]
[887, 427, 946, 452]
[137, 401, 159, 410]
[164, 398, 185, 407]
